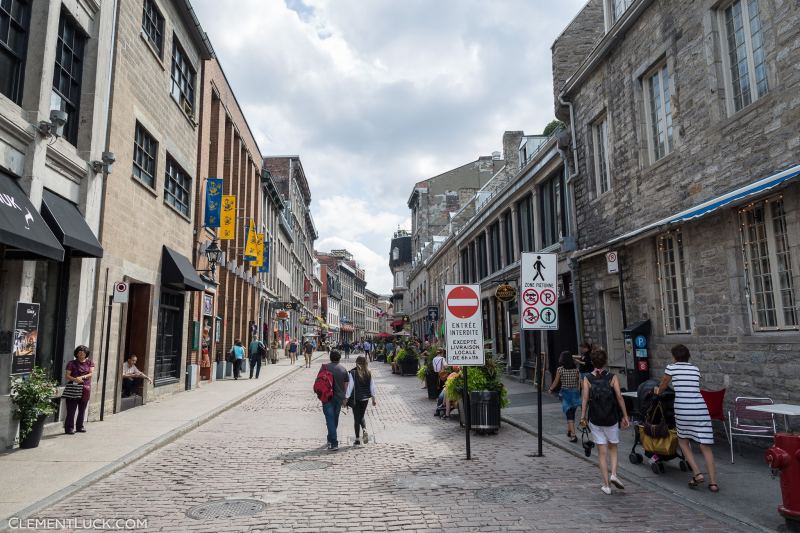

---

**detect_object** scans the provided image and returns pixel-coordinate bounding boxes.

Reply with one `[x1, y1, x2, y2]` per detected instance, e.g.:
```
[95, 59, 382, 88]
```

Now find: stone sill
[163, 198, 192, 224]
[140, 31, 166, 71]
[131, 174, 159, 198]
[170, 94, 198, 129]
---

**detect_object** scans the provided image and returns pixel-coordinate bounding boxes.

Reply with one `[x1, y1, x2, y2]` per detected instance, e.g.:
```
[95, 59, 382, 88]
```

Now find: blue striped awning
[607, 163, 800, 246]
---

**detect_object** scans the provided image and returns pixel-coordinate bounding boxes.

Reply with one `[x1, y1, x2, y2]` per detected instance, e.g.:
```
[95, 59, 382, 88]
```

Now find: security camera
[49, 109, 68, 137]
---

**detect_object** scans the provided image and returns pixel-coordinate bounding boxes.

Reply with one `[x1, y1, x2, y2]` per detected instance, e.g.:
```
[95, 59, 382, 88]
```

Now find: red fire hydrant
[766, 433, 800, 528]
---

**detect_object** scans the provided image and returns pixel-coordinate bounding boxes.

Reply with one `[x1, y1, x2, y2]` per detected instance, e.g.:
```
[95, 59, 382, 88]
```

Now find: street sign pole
[444, 284, 484, 461]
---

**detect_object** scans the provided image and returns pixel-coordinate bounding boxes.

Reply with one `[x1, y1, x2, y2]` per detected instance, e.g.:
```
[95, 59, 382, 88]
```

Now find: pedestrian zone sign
[444, 284, 484, 366]
[520, 253, 558, 330]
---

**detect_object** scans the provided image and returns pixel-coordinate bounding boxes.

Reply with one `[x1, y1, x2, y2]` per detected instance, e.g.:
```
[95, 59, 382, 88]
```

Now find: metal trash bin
[470, 391, 501, 434]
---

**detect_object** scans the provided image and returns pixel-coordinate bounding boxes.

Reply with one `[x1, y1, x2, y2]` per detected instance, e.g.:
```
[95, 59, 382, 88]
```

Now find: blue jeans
[322, 397, 342, 446]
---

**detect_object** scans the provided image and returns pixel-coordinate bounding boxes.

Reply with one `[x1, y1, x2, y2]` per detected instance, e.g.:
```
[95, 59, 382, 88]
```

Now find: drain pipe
[558, 93, 585, 345]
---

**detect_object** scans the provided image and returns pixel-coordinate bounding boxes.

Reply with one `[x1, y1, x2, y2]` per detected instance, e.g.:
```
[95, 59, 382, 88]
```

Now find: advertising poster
[12, 302, 40, 374]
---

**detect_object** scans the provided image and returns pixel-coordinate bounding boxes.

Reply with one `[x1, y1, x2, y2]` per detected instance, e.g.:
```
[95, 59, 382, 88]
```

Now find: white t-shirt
[432, 355, 446, 372]
[123, 362, 143, 377]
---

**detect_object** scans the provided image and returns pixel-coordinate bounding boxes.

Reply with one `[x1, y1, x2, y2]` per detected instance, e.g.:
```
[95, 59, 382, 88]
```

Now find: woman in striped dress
[654, 344, 719, 492]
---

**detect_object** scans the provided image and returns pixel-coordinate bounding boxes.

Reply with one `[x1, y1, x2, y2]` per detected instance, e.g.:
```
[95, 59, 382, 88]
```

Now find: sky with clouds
[192, 0, 586, 294]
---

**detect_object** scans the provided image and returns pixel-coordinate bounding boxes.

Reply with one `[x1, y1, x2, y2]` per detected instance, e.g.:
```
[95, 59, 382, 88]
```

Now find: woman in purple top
[64, 345, 94, 434]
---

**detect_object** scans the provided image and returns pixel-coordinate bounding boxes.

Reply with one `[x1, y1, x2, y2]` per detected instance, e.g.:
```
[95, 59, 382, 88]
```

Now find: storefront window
[31, 260, 64, 380]
[154, 289, 184, 385]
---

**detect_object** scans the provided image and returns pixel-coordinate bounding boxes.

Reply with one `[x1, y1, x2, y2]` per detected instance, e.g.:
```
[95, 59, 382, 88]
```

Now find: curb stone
[0, 353, 326, 532]
[501, 414, 769, 533]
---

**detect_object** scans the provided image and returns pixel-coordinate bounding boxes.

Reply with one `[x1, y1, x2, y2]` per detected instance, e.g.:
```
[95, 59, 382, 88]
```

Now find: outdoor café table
[747, 403, 800, 432]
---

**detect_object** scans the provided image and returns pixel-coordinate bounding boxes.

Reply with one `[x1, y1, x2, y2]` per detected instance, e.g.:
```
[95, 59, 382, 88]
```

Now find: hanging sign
[11, 302, 40, 374]
[444, 284, 484, 366]
[219, 195, 236, 240]
[254, 232, 265, 267]
[244, 220, 258, 259]
[520, 253, 558, 330]
[203, 178, 223, 228]
[258, 239, 270, 273]
[495, 283, 516, 302]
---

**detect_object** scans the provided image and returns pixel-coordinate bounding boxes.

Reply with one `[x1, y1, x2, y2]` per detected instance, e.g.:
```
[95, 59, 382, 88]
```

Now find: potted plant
[10, 367, 58, 449]
[443, 361, 509, 434]
[398, 346, 419, 376]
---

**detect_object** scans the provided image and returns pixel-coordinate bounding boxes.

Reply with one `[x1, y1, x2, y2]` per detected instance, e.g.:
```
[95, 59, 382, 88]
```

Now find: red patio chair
[700, 388, 727, 441]
[727, 396, 777, 463]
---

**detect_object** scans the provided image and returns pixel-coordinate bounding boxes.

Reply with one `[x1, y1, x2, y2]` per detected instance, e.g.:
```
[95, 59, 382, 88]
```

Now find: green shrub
[395, 348, 407, 363]
[10, 367, 57, 440]
[416, 365, 427, 382]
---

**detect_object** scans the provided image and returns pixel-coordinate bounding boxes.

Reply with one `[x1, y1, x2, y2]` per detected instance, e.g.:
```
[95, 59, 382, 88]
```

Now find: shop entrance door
[603, 290, 625, 370]
[121, 283, 151, 411]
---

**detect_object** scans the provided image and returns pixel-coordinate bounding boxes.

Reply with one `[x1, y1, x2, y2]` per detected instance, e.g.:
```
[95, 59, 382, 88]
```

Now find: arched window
[392, 247, 399, 261]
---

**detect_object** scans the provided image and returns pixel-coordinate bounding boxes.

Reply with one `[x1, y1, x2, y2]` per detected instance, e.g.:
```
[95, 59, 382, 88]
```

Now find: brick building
[553, 0, 800, 403]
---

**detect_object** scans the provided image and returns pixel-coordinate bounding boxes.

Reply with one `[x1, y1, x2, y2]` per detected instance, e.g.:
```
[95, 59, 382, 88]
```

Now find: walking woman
[580, 349, 630, 495]
[231, 339, 245, 380]
[549, 351, 581, 442]
[344, 356, 377, 445]
[64, 345, 94, 434]
[654, 344, 719, 492]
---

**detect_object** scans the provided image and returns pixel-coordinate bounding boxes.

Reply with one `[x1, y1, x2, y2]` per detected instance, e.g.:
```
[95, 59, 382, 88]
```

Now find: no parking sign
[113, 281, 129, 304]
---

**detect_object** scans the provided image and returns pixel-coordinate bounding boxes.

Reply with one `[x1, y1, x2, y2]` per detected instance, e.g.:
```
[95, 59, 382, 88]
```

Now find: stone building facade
[365, 289, 380, 339]
[0, 0, 115, 448]
[389, 230, 411, 322]
[553, 0, 800, 404]
[263, 156, 317, 343]
[89, 0, 213, 415]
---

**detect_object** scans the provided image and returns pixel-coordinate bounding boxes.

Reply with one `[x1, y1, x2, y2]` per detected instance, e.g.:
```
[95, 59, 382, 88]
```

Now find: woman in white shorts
[580, 349, 630, 495]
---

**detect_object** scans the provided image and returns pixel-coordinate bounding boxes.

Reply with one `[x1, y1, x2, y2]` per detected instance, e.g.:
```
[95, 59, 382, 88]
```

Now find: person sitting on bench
[122, 354, 152, 397]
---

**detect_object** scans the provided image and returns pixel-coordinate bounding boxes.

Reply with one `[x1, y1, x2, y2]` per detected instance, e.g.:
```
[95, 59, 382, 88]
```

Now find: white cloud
[192, 0, 586, 293]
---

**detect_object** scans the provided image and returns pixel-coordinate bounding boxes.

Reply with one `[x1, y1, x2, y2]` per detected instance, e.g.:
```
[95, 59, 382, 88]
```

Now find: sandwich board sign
[520, 253, 558, 330]
[444, 284, 484, 366]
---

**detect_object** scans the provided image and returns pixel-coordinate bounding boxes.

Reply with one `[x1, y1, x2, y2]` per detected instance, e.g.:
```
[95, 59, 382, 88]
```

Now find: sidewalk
[500, 375, 784, 532]
[0, 353, 325, 529]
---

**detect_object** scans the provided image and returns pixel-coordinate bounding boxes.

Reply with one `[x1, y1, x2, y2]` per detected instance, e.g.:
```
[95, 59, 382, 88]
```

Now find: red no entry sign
[446, 285, 479, 319]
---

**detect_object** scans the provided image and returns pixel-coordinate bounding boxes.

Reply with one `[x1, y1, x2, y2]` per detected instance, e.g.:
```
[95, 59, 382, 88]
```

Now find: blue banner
[203, 178, 223, 228]
[259, 239, 270, 273]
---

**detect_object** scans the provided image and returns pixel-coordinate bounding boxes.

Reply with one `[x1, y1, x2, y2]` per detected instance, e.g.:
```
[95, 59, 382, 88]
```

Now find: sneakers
[610, 474, 625, 490]
[601, 485, 612, 495]
[353, 440, 361, 446]
[328, 444, 339, 451]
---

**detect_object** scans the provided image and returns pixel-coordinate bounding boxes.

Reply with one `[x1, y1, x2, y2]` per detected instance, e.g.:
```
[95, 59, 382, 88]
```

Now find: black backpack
[588, 373, 619, 426]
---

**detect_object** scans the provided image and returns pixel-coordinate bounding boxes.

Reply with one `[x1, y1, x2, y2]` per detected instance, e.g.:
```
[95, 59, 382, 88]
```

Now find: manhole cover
[474, 485, 552, 504]
[286, 460, 332, 471]
[186, 499, 266, 520]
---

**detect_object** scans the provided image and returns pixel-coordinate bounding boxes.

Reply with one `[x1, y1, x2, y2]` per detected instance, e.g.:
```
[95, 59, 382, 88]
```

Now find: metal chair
[700, 388, 728, 441]
[727, 396, 777, 463]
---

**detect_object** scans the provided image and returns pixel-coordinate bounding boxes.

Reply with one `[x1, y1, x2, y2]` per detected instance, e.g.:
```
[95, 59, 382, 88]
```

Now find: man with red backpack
[314, 350, 350, 450]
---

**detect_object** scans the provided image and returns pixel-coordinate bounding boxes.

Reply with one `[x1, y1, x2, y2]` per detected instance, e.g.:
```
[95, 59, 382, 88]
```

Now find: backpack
[588, 373, 619, 426]
[313, 364, 335, 404]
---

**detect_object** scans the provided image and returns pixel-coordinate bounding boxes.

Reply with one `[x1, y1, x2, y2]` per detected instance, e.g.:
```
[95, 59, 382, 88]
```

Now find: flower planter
[400, 356, 419, 376]
[469, 390, 501, 435]
[425, 368, 440, 399]
[19, 414, 48, 449]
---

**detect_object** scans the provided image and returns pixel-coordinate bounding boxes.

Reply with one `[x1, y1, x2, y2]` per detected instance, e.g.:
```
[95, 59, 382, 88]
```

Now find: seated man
[122, 354, 152, 397]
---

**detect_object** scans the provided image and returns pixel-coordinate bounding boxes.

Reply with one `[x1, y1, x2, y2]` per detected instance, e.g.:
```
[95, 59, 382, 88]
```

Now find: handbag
[643, 403, 670, 438]
[639, 426, 678, 456]
[62, 382, 83, 399]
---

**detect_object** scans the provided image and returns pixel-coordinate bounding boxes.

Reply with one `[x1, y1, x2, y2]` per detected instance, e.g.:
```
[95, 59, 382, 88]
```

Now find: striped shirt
[665, 362, 714, 444]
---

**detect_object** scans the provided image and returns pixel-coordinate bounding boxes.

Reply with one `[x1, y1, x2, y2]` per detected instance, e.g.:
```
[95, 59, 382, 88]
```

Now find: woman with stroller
[345, 356, 377, 445]
[654, 344, 719, 493]
[549, 351, 581, 443]
[580, 349, 630, 495]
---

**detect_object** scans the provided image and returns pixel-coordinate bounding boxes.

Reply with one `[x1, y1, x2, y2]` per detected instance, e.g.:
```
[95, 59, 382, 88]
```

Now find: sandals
[709, 483, 720, 493]
[688, 473, 705, 489]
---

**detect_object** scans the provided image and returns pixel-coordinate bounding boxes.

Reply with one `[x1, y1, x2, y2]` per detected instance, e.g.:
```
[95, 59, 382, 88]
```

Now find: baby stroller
[629, 379, 689, 474]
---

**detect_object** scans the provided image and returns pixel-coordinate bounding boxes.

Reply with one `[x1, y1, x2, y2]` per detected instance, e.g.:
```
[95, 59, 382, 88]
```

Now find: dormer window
[604, 0, 634, 31]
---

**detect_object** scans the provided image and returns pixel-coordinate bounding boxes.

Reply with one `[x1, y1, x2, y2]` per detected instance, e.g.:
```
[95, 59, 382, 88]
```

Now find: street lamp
[203, 239, 223, 276]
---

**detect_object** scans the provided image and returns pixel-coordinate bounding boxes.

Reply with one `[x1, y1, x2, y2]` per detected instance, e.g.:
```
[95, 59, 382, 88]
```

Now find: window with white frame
[604, 0, 633, 29]
[644, 62, 673, 162]
[740, 198, 798, 330]
[592, 116, 611, 195]
[657, 231, 691, 333]
[720, 0, 768, 113]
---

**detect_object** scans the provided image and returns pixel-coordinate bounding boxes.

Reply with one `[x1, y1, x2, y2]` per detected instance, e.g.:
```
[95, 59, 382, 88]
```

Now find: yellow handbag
[639, 426, 679, 456]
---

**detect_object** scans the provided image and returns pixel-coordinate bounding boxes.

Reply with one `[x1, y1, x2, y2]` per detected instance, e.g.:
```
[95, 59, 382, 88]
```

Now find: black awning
[41, 189, 103, 258]
[162, 246, 205, 291]
[0, 170, 64, 261]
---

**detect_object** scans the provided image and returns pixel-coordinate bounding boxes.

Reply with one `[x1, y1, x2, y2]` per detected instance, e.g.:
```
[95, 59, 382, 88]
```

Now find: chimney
[502, 130, 524, 171]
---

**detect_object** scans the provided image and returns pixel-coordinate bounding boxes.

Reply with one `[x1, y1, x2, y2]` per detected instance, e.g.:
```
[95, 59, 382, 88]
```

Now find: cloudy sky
[192, 0, 585, 294]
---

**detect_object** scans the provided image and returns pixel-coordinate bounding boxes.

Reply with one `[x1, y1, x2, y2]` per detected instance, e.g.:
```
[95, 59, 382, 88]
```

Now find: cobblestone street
[28, 359, 741, 533]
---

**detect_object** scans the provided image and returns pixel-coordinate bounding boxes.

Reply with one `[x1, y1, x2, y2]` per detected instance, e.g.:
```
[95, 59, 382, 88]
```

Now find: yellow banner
[245, 220, 258, 258]
[254, 233, 265, 267]
[219, 195, 236, 240]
